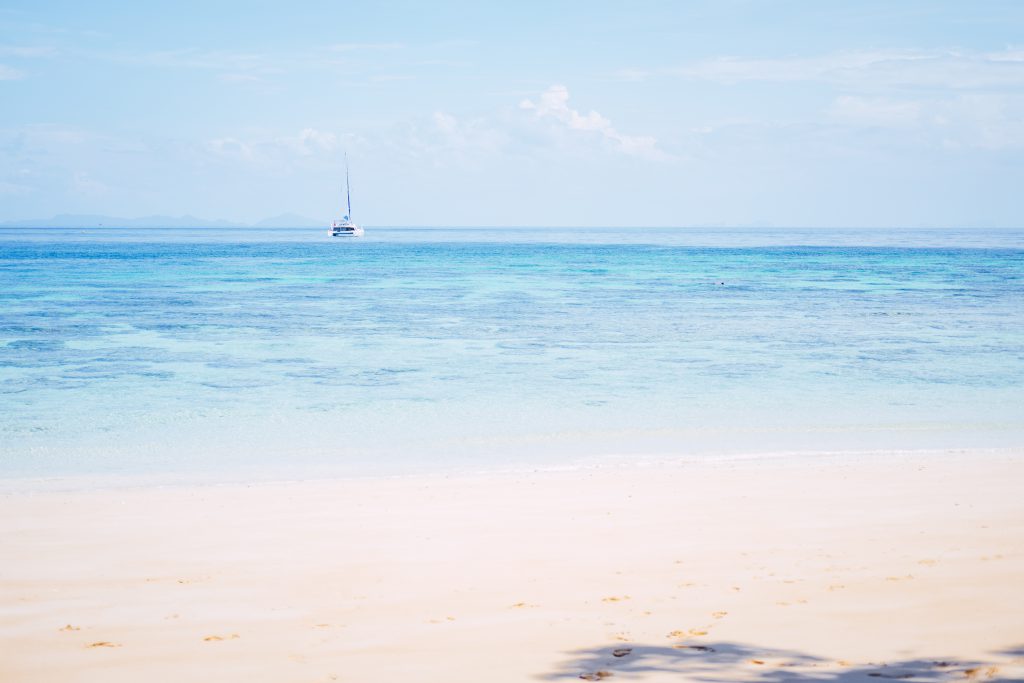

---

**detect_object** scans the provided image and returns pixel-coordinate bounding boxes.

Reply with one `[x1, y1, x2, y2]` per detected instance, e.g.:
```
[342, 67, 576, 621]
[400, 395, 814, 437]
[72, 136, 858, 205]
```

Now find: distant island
[0, 213, 324, 229]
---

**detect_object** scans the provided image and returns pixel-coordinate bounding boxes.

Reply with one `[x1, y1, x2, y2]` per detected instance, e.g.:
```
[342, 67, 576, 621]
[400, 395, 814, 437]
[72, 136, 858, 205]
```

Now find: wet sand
[1, 450, 1022, 682]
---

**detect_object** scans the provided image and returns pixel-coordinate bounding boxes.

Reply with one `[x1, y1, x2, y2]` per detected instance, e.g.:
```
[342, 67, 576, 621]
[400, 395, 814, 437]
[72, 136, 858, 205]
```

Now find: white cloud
[519, 85, 668, 160]
[205, 128, 349, 165]
[0, 45, 57, 57]
[672, 49, 915, 83]
[13, 124, 92, 145]
[0, 64, 25, 80]
[129, 48, 267, 71]
[431, 111, 506, 154]
[934, 94, 1024, 149]
[610, 68, 650, 82]
[0, 180, 32, 195]
[292, 128, 338, 155]
[327, 42, 404, 52]
[670, 48, 1024, 90]
[114, 48, 285, 84]
[824, 93, 1024, 149]
[432, 112, 458, 134]
[218, 73, 261, 83]
[829, 95, 922, 127]
[207, 136, 256, 162]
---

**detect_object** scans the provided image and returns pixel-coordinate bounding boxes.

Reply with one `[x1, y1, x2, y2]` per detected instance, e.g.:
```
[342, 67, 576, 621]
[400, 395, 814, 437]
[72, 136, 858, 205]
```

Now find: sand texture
[1, 451, 1022, 682]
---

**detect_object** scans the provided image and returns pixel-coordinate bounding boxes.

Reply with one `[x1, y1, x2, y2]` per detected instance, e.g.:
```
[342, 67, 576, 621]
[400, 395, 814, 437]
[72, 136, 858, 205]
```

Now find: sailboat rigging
[329, 153, 364, 237]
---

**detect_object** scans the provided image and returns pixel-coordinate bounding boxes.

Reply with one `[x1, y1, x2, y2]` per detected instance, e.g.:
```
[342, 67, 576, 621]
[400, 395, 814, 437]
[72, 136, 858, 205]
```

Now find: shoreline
[2, 448, 1022, 681]
[1, 444, 1020, 495]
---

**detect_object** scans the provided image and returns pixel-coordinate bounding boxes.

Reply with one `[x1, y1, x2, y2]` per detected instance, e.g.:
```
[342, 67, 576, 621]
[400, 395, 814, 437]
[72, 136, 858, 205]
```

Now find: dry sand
[1, 451, 1022, 682]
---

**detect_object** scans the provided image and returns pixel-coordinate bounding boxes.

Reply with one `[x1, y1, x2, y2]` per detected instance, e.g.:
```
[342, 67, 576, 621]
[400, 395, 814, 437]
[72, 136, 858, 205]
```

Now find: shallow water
[2, 227, 1022, 482]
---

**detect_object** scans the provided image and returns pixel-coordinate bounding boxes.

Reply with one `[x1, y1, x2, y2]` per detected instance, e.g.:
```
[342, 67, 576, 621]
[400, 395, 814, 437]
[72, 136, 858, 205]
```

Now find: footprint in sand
[602, 596, 630, 603]
[59, 624, 80, 632]
[203, 634, 240, 642]
[87, 641, 120, 648]
[711, 611, 727, 619]
[673, 645, 715, 652]
[867, 672, 913, 679]
[579, 671, 613, 680]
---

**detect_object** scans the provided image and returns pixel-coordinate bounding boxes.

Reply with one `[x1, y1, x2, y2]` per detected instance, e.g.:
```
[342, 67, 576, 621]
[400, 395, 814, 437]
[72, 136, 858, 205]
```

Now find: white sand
[1, 451, 1022, 682]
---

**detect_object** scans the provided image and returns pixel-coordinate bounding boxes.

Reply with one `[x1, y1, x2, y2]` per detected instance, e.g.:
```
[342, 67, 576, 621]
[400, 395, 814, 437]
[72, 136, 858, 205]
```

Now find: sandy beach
[1, 450, 1022, 682]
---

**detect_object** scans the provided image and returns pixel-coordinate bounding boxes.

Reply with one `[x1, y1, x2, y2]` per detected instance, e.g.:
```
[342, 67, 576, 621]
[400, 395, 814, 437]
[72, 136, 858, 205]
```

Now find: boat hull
[329, 222, 364, 237]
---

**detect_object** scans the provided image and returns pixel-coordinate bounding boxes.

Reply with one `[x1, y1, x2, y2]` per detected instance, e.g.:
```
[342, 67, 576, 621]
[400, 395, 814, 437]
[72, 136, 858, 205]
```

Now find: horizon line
[2, 224, 1023, 230]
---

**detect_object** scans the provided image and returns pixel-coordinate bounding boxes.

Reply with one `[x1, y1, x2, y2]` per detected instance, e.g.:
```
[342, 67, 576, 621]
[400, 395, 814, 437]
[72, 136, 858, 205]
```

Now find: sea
[2, 226, 1022, 486]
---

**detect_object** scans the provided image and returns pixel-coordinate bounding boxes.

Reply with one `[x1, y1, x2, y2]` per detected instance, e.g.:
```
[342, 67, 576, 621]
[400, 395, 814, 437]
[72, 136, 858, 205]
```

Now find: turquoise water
[2, 227, 1022, 483]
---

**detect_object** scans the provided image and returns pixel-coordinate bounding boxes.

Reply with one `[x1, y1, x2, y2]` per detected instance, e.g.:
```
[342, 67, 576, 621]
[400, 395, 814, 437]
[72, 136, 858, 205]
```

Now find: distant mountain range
[0, 213, 324, 228]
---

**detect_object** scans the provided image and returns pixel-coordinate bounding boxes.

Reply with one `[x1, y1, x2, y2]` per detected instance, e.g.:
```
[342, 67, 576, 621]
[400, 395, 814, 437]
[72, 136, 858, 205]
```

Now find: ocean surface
[2, 227, 1022, 485]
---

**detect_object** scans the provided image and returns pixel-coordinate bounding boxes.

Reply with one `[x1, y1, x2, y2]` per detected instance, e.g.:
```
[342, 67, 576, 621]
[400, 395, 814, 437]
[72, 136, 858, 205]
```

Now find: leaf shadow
[538, 640, 1024, 682]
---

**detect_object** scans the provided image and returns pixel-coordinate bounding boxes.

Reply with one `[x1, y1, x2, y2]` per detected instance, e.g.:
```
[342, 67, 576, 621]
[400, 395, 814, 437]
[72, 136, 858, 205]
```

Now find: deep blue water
[2, 227, 1022, 483]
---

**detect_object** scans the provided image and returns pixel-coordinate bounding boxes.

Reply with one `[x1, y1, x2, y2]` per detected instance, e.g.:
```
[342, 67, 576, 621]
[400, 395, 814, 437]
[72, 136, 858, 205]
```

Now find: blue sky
[2, 1, 1023, 226]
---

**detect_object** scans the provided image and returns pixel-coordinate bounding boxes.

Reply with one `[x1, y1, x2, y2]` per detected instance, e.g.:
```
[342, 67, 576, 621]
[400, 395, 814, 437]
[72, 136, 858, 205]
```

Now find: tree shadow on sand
[538, 640, 1024, 682]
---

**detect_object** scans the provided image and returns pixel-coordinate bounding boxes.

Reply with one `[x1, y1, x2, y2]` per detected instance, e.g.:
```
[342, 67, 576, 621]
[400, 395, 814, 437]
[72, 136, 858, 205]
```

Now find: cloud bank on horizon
[1, 1, 1023, 227]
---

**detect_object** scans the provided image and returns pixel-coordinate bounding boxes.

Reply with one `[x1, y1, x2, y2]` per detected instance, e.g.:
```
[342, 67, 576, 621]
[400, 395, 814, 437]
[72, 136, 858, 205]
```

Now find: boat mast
[345, 152, 352, 221]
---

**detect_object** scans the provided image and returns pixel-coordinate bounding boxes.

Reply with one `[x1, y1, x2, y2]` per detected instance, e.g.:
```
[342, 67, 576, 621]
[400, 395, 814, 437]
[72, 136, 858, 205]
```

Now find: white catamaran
[329, 154, 364, 237]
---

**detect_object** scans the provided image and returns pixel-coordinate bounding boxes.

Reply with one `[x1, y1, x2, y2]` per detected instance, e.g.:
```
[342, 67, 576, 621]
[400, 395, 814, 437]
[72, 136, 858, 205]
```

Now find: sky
[1, 0, 1023, 227]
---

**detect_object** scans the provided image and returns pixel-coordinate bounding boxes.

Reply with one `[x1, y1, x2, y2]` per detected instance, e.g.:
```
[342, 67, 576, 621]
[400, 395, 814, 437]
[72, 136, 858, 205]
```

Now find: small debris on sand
[59, 624, 80, 632]
[612, 648, 632, 658]
[579, 672, 613, 680]
[87, 641, 120, 648]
